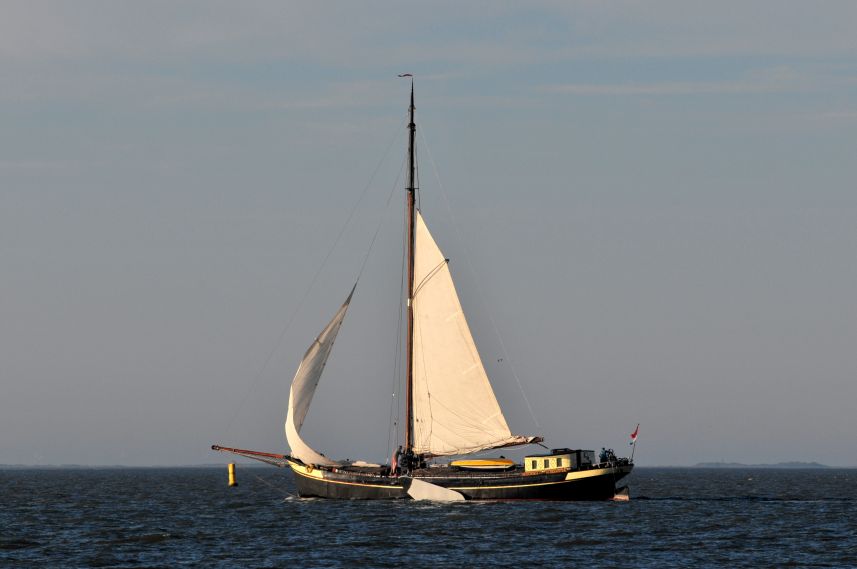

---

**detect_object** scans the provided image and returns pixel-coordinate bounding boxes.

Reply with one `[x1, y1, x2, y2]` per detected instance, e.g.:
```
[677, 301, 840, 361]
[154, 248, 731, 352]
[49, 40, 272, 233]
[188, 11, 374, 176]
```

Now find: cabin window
[531, 460, 536, 469]
[544, 459, 549, 468]
[557, 457, 562, 467]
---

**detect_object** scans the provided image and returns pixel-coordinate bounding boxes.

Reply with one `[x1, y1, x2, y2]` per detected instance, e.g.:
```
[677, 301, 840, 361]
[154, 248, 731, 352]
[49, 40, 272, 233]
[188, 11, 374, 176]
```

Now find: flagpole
[630, 423, 639, 463]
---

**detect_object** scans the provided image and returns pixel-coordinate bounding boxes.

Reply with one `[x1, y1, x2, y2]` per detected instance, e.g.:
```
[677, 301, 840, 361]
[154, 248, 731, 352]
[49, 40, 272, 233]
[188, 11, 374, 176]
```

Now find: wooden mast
[405, 79, 416, 453]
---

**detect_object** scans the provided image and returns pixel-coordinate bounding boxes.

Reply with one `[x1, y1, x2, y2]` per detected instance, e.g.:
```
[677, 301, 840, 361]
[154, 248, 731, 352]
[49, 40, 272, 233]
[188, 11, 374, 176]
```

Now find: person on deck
[391, 446, 402, 476]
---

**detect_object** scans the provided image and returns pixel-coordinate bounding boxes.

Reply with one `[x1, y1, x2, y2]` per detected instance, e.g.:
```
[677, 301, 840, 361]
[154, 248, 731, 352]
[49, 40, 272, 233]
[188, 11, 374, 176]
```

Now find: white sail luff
[410, 211, 538, 456]
[284, 289, 354, 466]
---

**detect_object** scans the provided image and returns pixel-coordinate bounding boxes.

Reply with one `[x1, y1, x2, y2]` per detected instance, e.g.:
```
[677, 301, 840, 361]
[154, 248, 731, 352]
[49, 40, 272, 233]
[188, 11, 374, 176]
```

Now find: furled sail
[284, 287, 354, 466]
[411, 211, 539, 456]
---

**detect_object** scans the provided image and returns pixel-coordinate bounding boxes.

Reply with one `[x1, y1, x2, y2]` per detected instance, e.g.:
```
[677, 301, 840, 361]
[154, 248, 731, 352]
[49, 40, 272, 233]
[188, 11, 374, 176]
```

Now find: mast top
[399, 74, 415, 118]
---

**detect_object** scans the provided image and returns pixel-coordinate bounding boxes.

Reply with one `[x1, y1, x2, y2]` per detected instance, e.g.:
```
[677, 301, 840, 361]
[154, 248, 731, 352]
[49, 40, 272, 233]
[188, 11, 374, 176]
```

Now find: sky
[2, 1, 856, 467]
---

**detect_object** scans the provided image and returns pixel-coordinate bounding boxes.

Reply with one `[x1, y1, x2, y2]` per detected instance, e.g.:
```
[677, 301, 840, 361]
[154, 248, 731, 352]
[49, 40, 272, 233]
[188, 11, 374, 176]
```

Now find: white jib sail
[411, 211, 538, 456]
[284, 287, 354, 466]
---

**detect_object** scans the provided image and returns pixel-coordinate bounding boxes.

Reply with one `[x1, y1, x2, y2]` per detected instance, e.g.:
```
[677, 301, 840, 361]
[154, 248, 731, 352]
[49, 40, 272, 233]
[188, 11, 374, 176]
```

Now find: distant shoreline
[2, 461, 854, 469]
[0, 463, 271, 470]
[690, 461, 830, 469]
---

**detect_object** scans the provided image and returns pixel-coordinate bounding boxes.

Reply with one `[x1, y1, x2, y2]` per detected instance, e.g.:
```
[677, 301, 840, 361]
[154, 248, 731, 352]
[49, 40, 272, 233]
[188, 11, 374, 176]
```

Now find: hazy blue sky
[2, 1, 855, 466]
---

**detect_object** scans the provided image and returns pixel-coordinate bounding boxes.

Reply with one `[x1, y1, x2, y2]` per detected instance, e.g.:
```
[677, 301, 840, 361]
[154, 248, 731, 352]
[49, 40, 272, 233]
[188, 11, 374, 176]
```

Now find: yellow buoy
[228, 463, 238, 487]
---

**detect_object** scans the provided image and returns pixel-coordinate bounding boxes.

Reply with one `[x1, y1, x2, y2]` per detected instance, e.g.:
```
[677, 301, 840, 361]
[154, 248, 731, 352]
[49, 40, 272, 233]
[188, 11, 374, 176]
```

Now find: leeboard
[406, 477, 466, 502]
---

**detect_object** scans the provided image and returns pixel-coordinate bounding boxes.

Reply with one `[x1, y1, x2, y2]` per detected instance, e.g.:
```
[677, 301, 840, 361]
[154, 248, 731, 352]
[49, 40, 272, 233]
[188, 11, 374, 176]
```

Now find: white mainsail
[284, 288, 354, 466]
[411, 211, 539, 456]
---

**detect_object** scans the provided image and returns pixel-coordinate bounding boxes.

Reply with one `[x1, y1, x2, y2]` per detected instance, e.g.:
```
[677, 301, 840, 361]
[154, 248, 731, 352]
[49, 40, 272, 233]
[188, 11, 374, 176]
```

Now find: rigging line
[349, 149, 404, 460]
[220, 473, 287, 534]
[248, 469, 295, 499]
[217, 461, 294, 524]
[417, 125, 541, 431]
[221, 112, 408, 440]
[422, 386, 510, 437]
[414, 312, 507, 444]
[357, 153, 406, 280]
[387, 198, 408, 458]
[387, 165, 405, 458]
[349, 150, 404, 462]
[396, 199, 407, 445]
[413, 313, 434, 450]
[412, 259, 448, 298]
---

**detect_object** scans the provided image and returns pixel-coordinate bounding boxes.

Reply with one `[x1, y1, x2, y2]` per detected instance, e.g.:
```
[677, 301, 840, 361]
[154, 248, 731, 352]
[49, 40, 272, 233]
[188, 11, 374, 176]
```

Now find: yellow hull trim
[288, 462, 325, 480]
[565, 466, 628, 481]
[288, 461, 400, 489]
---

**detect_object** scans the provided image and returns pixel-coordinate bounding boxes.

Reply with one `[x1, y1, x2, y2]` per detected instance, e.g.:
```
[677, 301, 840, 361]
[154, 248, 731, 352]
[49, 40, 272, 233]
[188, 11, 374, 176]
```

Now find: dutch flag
[630, 424, 639, 446]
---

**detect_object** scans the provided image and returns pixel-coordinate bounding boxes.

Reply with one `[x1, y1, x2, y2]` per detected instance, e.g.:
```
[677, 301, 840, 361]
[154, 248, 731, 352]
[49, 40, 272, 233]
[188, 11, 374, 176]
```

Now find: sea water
[2, 467, 855, 567]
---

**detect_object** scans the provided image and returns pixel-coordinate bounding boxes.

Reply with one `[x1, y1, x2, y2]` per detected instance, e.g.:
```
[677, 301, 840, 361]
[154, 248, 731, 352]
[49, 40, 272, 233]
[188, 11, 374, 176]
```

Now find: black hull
[288, 461, 632, 501]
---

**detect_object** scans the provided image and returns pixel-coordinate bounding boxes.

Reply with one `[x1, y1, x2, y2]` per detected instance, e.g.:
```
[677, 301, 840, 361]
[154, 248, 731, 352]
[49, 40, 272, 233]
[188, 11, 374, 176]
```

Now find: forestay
[411, 211, 539, 456]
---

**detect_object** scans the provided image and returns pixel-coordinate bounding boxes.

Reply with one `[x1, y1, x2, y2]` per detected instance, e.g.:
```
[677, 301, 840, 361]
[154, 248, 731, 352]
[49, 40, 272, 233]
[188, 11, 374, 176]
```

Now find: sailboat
[212, 80, 633, 500]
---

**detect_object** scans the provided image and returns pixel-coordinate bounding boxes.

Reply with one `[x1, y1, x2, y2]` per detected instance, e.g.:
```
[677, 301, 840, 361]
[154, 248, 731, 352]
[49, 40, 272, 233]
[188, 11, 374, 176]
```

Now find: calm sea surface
[2, 467, 855, 568]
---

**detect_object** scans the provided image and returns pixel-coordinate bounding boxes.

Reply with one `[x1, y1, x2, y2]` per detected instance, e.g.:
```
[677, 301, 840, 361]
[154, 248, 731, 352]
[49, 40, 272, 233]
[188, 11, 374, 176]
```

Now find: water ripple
[1, 467, 855, 567]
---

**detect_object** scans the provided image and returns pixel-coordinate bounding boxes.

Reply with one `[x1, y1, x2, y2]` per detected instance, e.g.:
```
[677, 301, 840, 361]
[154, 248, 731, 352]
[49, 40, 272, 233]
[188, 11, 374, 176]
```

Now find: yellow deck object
[228, 463, 238, 487]
[449, 458, 516, 471]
